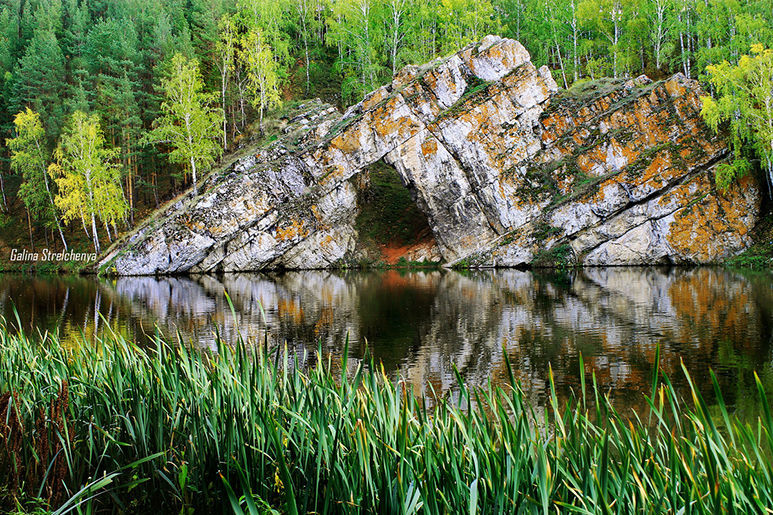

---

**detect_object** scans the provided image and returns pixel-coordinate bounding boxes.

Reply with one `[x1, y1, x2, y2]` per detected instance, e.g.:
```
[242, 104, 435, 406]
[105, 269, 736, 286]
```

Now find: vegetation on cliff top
[702, 45, 773, 197]
[0, 0, 772, 263]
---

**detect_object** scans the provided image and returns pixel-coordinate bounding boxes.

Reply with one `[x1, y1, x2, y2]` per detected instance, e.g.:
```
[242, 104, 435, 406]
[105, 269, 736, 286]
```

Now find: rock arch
[99, 36, 759, 275]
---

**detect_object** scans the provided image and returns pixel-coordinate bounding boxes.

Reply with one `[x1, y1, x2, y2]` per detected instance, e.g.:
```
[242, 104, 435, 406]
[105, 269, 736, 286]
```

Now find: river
[1, 267, 772, 414]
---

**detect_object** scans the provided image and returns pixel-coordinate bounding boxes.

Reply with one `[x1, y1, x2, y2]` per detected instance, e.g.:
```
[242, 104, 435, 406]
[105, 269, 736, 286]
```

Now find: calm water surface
[2, 268, 772, 413]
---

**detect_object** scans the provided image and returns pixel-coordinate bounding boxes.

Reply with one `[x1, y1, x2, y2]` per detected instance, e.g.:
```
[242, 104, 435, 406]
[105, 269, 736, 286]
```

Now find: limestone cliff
[99, 35, 760, 275]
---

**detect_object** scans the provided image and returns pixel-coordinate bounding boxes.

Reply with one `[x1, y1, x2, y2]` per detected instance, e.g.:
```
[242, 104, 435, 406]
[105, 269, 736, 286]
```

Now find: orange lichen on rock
[320, 234, 334, 249]
[330, 126, 362, 154]
[310, 205, 322, 223]
[276, 220, 309, 242]
[666, 176, 754, 262]
[540, 114, 572, 144]
[372, 112, 417, 141]
[361, 87, 390, 112]
[421, 138, 438, 157]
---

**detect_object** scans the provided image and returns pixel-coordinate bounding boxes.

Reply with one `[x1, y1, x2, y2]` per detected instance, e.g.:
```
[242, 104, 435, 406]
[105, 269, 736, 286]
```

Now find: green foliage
[7, 109, 52, 225]
[355, 161, 432, 247]
[145, 53, 224, 195]
[3, 323, 773, 512]
[531, 243, 574, 268]
[240, 29, 281, 129]
[714, 157, 751, 192]
[8, 29, 66, 143]
[701, 45, 773, 196]
[50, 111, 126, 253]
[725, 247, 773, 270]
[7, 108, 69, 249]
[437, 0, 499, 54]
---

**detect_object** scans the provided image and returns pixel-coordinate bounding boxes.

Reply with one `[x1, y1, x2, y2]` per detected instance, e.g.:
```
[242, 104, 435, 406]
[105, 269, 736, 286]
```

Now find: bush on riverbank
[1, 319, 773, 514]
[726, 213, 773, 270]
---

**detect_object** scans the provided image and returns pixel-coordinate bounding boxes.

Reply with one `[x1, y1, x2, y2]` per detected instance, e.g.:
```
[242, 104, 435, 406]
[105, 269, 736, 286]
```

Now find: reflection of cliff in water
[1, 268, 771, 411]
[98, 268, 773, 407]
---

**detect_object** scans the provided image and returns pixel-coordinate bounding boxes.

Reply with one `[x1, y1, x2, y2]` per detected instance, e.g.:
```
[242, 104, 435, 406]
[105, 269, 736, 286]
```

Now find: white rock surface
[98, 37, 760, 275]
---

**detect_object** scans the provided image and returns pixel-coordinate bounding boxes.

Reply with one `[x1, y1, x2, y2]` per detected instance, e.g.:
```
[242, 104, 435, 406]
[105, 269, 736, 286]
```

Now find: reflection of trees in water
[2, 268, 771, 412]
[0, 276, 131, 347]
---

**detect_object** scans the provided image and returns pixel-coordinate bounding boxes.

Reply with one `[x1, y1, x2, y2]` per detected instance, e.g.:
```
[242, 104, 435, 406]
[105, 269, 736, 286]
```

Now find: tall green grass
[1, 317, 773, 513]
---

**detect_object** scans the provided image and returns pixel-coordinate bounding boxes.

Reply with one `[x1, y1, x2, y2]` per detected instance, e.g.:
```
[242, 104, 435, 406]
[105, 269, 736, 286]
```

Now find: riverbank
[0, 257, 94, 274]
[4, 215, 772, 275]
[725, 213, 773, 270]
[2, 322, 773, 513]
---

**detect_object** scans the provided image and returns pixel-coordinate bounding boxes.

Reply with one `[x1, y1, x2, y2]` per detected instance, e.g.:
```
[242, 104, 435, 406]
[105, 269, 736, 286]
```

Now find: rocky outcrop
[99, 36, 760, 275]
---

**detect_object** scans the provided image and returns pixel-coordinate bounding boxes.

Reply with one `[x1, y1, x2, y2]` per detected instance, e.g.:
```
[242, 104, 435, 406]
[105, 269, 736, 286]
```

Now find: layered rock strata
[99, 35, 759, 275]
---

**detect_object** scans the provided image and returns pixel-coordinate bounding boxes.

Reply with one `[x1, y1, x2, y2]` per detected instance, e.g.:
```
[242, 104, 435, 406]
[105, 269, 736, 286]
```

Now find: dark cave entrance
[354, 159, 438, 263]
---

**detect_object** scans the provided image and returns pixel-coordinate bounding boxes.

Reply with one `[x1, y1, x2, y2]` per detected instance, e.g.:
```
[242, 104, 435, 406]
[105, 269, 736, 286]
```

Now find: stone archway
[99, 36, 759, 275]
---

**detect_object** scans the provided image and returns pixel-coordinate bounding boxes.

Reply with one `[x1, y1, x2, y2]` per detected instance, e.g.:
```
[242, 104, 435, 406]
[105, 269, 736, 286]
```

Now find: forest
[0, 0, 771, 257]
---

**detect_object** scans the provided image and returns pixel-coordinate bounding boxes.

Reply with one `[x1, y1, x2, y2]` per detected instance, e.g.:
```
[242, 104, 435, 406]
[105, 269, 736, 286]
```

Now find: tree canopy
[145, 53, 224, 196]
[0, 0, 771, 253]
[702, 45, 773, 195]
[50, 110, 126, 253]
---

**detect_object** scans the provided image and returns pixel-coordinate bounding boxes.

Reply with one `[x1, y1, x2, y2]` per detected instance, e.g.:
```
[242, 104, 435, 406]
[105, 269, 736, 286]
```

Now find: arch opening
[353, 159, 440, 265]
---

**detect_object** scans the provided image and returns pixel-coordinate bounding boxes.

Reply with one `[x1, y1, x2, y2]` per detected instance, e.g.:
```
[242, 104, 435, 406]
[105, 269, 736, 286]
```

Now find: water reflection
[1, 268, 771, 412]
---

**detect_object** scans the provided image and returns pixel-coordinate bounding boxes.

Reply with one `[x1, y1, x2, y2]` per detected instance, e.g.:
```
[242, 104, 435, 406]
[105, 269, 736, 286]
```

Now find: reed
[1, 318, 772, 514]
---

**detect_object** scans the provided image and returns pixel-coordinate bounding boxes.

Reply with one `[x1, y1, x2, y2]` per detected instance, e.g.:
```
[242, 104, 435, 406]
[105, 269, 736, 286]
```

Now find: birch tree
[329, 0, 379, 102]
[292, 0, 317, 92]
[650, 0, 670, 71]
[385, 0, 409, 75]
[579, 0, 624, 78]
[702, 45, 773, 196]
[240, 29, 281, 130]
[49, 111, 126, 254]
[216, 16, 237, 150]
[674, 0, 695, 77]
[146, 53, 224, 196]
[570, 0, 580, 81]
[237, 0, 291, 68]
[7, 108, 68, 250]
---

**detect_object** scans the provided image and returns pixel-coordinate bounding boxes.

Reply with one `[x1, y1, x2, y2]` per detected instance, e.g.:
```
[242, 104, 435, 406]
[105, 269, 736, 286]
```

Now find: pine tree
[8, 29, 66, 143]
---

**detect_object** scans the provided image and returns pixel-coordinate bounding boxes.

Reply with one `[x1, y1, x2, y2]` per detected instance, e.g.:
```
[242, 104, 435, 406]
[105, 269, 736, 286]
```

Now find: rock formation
[98, 35, 760, 275]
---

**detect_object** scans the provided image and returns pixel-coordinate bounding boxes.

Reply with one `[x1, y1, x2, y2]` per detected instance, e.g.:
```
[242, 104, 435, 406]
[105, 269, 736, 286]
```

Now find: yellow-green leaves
[701, 45, 773, 195]
[49, 111, 125, 253]
[145, 53, 224, 196]
[7, 108, 70, 250]
[7, 109, 49, 215]
[240, 29, 281, 130]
